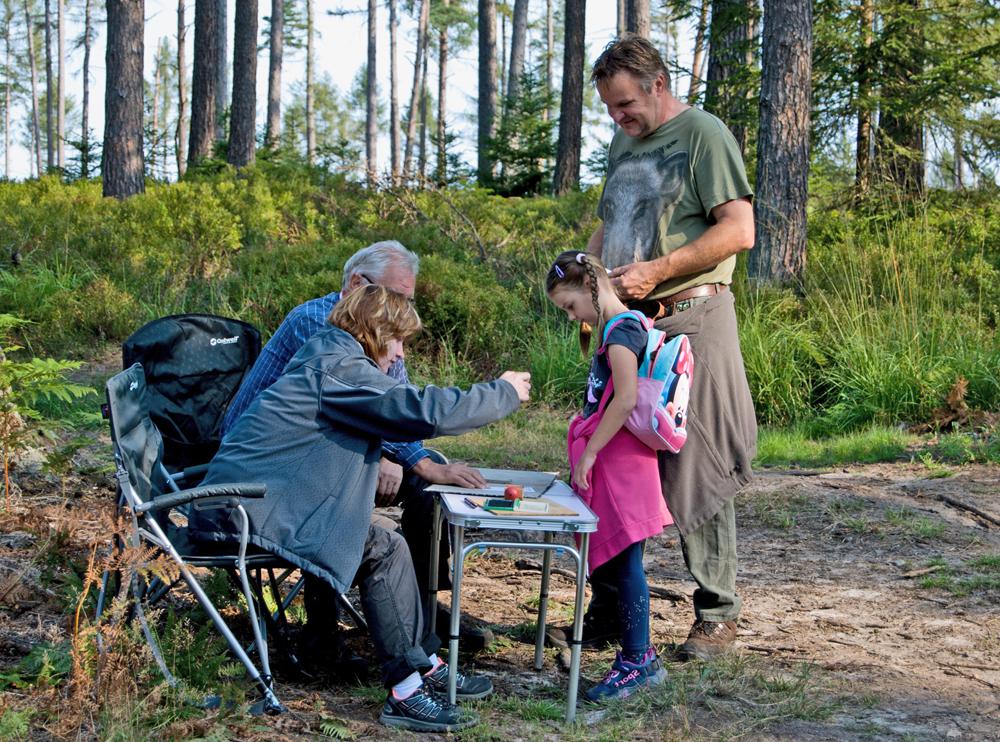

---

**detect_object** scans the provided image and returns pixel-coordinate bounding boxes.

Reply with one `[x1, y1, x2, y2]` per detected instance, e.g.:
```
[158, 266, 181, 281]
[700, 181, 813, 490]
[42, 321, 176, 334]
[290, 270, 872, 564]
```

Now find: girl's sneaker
[583, 649, 667, 704]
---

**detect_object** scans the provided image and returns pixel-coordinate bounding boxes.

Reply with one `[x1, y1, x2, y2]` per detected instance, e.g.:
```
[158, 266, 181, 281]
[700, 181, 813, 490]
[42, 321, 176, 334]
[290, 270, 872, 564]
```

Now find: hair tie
[553, 264, 565, 278]
[576, 252, 587, 264]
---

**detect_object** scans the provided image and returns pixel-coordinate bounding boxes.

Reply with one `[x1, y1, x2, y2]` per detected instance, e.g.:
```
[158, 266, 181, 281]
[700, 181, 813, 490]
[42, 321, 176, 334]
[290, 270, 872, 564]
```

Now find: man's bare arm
[609, 197, 754, 301]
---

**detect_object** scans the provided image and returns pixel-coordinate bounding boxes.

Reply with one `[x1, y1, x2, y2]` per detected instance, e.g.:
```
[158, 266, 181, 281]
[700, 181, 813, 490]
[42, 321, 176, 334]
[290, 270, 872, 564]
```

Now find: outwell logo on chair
[210, 336, 240, 346]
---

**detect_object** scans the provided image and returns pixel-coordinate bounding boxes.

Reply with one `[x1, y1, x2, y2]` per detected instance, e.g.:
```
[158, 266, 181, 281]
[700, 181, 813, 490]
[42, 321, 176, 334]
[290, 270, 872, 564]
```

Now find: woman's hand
[572, 448, 597, 491]
[499, 371, 532, 402]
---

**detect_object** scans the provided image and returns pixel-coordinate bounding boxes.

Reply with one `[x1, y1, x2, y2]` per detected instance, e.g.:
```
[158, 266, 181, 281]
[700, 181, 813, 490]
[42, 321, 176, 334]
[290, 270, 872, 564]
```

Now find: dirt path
[1, 461, 998, 740]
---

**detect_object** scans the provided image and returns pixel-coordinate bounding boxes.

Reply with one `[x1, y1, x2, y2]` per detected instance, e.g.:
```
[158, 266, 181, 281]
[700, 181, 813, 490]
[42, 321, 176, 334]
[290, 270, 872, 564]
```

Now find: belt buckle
[675, 298, 694, 313]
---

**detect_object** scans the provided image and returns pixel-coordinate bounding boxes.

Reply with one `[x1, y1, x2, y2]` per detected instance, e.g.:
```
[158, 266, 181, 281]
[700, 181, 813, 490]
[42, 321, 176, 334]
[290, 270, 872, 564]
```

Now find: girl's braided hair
[546, 250, 611, 355]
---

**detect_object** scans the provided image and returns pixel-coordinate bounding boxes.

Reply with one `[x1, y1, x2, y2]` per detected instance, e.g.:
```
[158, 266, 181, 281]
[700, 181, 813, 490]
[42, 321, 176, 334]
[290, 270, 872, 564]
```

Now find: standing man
[224, 240, 492, 654]
[549, 35, 757, 661]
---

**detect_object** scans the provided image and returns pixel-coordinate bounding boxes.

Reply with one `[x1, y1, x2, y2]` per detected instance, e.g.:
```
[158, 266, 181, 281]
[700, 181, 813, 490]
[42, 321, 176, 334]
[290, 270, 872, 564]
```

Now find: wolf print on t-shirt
[601, 148, 688, 269]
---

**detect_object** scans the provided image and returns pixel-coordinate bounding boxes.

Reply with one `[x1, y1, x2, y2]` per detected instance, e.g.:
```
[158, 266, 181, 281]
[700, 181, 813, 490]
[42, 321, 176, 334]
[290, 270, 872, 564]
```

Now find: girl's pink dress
[567, 380, 672, 572]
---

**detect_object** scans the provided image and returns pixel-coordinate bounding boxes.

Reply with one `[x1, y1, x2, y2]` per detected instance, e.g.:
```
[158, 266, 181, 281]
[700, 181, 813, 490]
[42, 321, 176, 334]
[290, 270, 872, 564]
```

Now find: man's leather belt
[629, 283, 729, 320]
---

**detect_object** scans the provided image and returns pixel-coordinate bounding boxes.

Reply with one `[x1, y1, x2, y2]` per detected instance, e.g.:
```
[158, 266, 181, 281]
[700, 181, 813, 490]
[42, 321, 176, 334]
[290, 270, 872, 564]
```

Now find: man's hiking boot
[676, 619, 737, 661]
[435, 605, 495, 652]
[583, 649, 667, 704]
[545, 614, 619, 650]
[423, 661, 494, 700]
[379, 685, 478, 733]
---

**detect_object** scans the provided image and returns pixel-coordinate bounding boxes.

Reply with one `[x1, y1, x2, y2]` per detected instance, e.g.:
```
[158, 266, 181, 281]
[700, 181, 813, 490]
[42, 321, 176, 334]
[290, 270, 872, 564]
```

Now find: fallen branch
[941, 664, 998, 689]
[744, 644, 804, 655]
[901, 565, 944, 579]
[938, 495, 1000, 527]
[648, 584, 688, 603]
[515, 558, 577, 581]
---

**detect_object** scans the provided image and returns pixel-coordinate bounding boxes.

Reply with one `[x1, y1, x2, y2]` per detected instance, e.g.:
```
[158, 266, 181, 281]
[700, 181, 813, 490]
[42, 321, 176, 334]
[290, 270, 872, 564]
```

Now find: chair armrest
[135, 483, 266, 514]
[171, 463, 210, 487]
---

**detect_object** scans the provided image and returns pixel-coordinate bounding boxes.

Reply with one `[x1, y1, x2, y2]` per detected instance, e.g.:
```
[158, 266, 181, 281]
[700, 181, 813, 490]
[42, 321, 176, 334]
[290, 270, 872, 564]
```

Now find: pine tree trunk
[176, 0, 188, 176]
[617, 0, 625, 36]
[228, 0, 257, 167]
[854, 0, 873, 193]
[953, 128, 963, 189]
[103, 0, 145, 198]
[188, 0, 219, 164]
[44, 0, 52, 169]
[626, 0, 650, 37]
[875, 0, 924, 195]
[56, 0, 63, 167]
[418, 45, 428, 181]
[403, 0, 429, 179]
[214, 0, 226, 140]
[749, 0, 810, 286]
[544, 0, 553, 122]
[688, 0, 708, 103]
[499, 10, 506, 105]
[82, 0, 92, 177]
[553, 0, 585, 195]
[265, 0, 283, 148]
[365, 0, 377, 185]
[507, 0, 527, 103]
[23, 0, 42, 176]
[3, 10, 11, 177]
[151, 58, 160, 174]
[305, 0, 314, 163]
[390, 0, 400, 183]
[477, 0, 496, 183]
[435, 0, 448, 184]
[705, 0, 754, 152]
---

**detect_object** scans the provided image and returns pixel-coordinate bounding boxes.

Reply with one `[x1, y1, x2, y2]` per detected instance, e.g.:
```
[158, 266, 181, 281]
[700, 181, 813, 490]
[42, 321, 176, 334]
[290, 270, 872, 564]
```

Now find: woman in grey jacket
[194, 285, 530, 732]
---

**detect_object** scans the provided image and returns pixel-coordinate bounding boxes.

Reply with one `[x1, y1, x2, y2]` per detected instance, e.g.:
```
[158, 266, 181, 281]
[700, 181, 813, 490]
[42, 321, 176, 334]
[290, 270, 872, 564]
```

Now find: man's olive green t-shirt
[597, 107, 752, 299]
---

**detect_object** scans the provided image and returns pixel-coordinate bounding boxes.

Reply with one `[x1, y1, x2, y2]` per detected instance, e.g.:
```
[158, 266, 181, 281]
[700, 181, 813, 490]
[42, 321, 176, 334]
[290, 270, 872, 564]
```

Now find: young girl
[546, 250, 673, 703]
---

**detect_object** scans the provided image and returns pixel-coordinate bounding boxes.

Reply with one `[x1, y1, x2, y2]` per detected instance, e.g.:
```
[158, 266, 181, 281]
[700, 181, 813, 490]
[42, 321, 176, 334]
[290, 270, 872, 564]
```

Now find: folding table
[426, 474, 599, 722]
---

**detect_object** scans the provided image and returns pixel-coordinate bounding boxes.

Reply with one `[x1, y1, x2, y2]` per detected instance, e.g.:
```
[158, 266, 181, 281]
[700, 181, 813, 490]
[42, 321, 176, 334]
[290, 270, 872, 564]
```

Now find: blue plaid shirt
[222, 291, 431, 469]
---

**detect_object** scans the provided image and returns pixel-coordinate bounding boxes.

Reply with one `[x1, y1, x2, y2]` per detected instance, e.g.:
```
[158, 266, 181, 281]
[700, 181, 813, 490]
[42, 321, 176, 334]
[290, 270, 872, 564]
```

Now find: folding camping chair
[99, 362, 285, 714]
[95, 315, 363, 711]
[118, 313, 366, 635]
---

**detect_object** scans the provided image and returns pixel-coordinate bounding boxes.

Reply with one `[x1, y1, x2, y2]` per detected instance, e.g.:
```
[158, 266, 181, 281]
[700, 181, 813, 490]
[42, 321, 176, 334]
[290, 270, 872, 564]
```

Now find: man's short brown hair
[591, 33, 669, 93]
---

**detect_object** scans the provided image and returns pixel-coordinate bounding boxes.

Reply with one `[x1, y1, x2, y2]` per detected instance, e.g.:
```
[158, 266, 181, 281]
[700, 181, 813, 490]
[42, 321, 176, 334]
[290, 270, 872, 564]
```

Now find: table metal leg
[566, 532, 590, 722]
[447, 522, 465, 706]
[534, 531, 553, 670]
[428, 496, 442, 636]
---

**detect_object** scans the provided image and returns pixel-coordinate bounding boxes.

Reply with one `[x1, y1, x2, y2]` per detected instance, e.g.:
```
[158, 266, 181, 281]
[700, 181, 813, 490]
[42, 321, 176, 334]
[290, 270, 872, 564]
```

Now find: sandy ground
[1, 457, 998, 740]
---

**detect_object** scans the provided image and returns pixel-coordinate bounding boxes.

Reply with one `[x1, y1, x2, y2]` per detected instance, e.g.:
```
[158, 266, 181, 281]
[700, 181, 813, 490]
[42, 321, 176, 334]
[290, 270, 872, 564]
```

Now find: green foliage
[918, 554, 1000, 596]
[486, 70, 557, 197]
[0, 314, 95, 505]
[0, 708, 32, 741]
[0, 642, 72, 690]
[1, 170, 998, 438]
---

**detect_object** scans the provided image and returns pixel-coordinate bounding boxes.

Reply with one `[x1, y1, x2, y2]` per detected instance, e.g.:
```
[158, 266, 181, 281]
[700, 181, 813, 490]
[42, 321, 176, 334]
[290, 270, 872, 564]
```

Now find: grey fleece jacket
[191, 325, 521, 593]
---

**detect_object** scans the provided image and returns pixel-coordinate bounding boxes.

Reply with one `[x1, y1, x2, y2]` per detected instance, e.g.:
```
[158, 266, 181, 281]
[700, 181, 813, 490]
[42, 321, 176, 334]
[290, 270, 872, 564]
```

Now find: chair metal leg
[337, 592, 367, 631]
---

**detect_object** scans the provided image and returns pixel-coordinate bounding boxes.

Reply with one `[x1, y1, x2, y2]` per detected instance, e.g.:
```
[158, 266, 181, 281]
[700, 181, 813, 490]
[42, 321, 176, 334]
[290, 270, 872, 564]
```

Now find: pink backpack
[599, 311, 693, 453]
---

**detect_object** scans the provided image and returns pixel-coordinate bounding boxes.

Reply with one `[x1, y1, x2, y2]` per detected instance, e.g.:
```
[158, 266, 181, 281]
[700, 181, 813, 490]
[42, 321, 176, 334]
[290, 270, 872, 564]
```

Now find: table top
[433, 476, 599, 533]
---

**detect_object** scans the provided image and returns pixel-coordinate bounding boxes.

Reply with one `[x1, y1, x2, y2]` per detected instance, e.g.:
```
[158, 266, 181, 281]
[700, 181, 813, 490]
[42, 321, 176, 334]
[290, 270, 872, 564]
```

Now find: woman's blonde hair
[328, 284, 422, 361]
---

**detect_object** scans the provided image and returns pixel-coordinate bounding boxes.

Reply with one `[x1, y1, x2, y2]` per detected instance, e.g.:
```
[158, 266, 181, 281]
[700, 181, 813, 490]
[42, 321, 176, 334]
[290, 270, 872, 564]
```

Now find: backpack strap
[598, 310, 650, 354]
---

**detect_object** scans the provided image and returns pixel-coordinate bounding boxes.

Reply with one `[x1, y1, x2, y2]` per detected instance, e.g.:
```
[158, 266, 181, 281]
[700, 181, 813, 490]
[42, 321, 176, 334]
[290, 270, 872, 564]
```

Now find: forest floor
[1, 423, 998, 739]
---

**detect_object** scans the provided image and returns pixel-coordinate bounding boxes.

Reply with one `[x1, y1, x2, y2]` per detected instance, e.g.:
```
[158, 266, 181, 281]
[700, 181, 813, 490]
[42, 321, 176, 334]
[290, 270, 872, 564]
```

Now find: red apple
[503, 484, 524, 501]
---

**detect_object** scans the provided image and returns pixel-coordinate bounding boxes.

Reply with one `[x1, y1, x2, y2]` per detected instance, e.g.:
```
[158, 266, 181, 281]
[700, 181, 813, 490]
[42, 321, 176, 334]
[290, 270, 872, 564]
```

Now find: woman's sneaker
[423, 661, 494, 700]
[583, 649, 667, 704]
[379, 685, 478, 732]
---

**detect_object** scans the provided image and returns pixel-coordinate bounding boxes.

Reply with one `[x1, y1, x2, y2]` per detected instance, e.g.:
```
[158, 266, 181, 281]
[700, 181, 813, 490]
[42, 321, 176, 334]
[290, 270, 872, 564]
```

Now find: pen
[463, 497, 479, 509]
